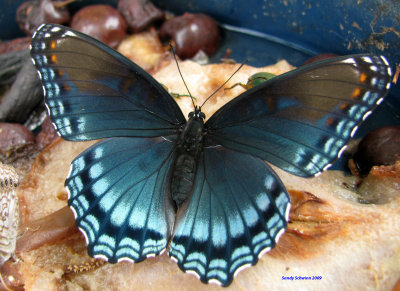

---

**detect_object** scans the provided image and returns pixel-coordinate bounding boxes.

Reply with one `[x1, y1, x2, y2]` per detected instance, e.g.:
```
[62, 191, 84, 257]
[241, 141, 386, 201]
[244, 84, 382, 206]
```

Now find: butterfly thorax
[170, 111, 205, 208]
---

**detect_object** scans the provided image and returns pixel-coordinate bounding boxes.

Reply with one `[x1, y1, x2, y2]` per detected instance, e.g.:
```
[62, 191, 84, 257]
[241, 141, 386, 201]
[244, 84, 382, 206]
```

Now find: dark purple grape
[16, 0, 70, 36]
[159, 13, 220, 59]
[118, 0, 164, 33]
[353, 126, 400, 175]
[70, 5, 127, 49]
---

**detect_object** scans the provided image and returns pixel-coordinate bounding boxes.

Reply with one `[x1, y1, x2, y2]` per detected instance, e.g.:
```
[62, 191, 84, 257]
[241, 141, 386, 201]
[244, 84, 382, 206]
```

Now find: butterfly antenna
[170, 44, 196, 109]
[200, 60, 248, 109]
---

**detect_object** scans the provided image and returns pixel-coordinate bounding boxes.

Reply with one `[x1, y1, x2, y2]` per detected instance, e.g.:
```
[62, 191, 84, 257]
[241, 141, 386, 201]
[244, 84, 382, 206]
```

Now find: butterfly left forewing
[30, 24, 186, 141]
[169, 146, 289, 286]
[205, 54, 392, 177]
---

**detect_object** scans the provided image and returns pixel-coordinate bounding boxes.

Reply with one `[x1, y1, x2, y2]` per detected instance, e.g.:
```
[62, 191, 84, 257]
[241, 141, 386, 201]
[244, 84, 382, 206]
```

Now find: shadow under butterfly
[29, 24, 392, 286]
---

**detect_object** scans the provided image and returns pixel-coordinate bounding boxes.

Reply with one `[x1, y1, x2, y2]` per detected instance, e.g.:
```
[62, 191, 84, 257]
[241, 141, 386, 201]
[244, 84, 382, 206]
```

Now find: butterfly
[30, 23, 392, 286]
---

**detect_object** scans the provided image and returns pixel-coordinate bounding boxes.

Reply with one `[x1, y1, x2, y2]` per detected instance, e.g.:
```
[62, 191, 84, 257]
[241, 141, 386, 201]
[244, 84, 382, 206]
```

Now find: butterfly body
[170, 110, 205, 207]
[30, 23, 392, 286]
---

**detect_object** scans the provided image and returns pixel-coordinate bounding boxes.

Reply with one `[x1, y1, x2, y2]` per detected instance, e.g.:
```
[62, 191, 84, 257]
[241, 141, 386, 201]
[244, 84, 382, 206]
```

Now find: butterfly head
[188, 106, 206, 121]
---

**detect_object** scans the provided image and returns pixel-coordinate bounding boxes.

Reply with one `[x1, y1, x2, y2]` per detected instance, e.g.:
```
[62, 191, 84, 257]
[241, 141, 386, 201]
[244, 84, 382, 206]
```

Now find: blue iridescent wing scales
[169, 146, 290, 286]
[67, 136, 176, 262]
[205, 55, 392, 177]
[30, 24, 186, 140]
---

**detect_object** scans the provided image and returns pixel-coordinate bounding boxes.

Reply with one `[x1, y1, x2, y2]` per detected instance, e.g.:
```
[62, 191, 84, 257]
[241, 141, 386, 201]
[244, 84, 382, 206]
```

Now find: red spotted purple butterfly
[30, 24, 392, 286]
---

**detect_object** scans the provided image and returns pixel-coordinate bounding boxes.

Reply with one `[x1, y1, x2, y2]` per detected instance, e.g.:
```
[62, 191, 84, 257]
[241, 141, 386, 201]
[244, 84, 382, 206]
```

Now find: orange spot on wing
[339, 103, 349, 111]
[359, 72, 367, 83]
[50, 55, 57, 64]
[64, 84, 70, 92]
[326, 117, 335, 126]
[351, 87, 361, 99]
[50, 40, 57, 49]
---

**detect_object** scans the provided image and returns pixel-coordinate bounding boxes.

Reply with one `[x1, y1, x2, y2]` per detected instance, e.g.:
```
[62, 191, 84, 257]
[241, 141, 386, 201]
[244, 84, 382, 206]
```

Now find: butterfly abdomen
[170, 115, 205, 208]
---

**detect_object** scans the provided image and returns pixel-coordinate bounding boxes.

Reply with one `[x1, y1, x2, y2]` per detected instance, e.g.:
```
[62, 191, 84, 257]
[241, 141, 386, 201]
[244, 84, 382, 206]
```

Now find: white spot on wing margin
[186, 270, 201, 280]
[65, 169, 92, 250]
[43, 102, 62, 137]
[118, 257, 134, 263]
[208, 279, 223, 286]
[233, 263, 252, 278]
[380, 55, 389, 67]
[32, 23, 46, 38]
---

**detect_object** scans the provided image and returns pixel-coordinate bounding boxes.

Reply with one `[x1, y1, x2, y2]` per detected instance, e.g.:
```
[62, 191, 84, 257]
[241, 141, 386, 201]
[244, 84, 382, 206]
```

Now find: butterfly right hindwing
[169, 145, 290, 286]
[67, 136, 177, 262]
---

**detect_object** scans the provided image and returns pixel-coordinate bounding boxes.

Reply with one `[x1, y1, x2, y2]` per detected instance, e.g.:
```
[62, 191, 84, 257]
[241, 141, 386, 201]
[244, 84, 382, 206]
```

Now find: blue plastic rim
[1, 0, 399, 134]
[2, 1, 399, 60]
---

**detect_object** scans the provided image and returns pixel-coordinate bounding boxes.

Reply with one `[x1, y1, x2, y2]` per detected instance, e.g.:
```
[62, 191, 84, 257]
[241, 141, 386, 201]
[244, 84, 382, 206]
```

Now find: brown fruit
[70, 4, 127, 49]
[118, 0, 164, 33]
[159, 13, 220, 59]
